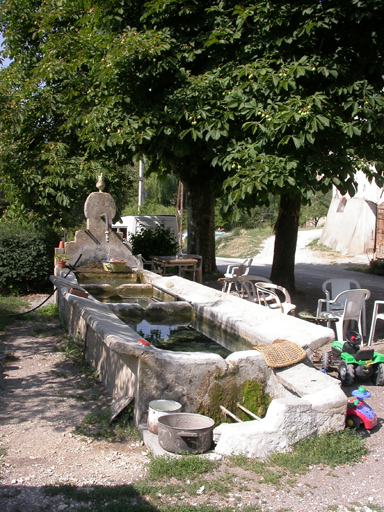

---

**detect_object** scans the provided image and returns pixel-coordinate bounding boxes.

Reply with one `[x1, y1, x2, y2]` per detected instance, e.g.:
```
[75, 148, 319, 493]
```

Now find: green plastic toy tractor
[321, 331, 384, 386]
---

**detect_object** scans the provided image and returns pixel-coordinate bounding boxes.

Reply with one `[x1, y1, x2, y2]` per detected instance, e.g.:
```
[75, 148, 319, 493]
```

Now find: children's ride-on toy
[321, 330, 384, 386]
[346, 387, 377, 429]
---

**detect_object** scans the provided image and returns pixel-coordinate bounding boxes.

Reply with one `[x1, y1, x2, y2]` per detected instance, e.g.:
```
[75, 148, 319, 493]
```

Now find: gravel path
[0, 308, 148, 511]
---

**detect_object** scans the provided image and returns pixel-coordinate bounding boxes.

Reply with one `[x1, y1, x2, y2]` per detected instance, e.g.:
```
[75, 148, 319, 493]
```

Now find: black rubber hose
[1, 254, 82, 317]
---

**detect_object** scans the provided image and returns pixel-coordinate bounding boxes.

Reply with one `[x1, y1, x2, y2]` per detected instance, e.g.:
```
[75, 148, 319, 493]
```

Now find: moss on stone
[197, 375, 272, 425]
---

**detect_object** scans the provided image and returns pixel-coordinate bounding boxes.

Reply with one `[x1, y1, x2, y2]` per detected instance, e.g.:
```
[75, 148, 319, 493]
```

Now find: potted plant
[369, 257, 384, 275]
[55, 250, 69, 269]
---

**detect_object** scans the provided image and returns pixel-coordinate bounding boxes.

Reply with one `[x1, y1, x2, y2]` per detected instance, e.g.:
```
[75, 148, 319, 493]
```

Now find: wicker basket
[253, 339, 306, 368]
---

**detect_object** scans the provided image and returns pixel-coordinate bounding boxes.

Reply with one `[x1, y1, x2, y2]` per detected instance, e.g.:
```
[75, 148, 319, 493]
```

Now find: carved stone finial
[96, 173, 105, 192]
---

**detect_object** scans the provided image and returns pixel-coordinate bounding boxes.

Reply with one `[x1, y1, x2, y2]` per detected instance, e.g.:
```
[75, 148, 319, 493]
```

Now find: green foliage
[128, 224, 178, 260]
[125, 201, 176, 217]
[300, 191, 332, 227]
[217, 195, 280, 231]
[1, 0, 383, 280]
[143, 173, 179, 208]
[0, 222, 59, 295]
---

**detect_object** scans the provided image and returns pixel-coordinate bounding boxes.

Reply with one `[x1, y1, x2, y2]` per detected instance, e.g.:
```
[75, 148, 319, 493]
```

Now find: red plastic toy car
[346, 387, 377, 429]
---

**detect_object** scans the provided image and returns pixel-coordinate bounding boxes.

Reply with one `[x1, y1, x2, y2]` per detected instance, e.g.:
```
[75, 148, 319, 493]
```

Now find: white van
[112, 215, 178, 241]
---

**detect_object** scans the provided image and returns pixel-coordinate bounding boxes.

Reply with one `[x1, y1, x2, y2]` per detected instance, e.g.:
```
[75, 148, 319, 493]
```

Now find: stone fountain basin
[51, 270, 347, 458]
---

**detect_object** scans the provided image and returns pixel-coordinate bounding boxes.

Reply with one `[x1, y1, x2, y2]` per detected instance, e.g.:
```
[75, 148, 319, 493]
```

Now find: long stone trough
[51, 269, 347, 458]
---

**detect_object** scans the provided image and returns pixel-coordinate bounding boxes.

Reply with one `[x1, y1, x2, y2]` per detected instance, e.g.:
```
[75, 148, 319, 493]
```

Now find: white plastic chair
[219, 258, 253, 293]
[316, 289, 370, 342]
[236, 275, 272, 300]
[319, 279, 366, 335]
[368, 300, 384, 346]
[254, 282, 297, 316]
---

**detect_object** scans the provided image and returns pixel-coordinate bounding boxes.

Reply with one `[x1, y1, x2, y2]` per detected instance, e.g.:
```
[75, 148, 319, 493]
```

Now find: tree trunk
[182, 181, 217, 274]
[270, 193, 301, 293]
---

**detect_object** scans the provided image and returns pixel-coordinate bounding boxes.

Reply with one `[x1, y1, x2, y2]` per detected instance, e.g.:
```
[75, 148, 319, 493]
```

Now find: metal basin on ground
[157, 413, 215, 454]
[147, 399, 182, 435]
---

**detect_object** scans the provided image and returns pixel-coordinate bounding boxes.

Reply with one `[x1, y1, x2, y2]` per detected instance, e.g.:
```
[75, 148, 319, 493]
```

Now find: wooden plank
[220, 405, 242, 423]
[236, 403, 261, 420]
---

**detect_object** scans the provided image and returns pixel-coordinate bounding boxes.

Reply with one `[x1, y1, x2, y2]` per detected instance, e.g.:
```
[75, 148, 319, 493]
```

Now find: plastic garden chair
[219, 258, 253, 293]
[320, 279, 366, 335]
[236, 275, 272, 299]
[316, 289, 370, 342]
[368, 300, 384, 346]
[254, 282, 297, 316]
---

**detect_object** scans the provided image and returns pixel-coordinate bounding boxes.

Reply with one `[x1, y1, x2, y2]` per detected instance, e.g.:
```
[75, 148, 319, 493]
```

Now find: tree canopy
[1, 0, 383, 285]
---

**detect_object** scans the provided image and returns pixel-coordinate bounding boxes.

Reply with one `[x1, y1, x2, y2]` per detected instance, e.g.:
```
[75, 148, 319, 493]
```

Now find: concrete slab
[275, 363, 339, 396]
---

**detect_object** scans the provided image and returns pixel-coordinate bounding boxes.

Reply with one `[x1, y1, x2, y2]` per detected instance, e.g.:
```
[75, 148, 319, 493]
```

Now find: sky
[0, 33, 11, 68]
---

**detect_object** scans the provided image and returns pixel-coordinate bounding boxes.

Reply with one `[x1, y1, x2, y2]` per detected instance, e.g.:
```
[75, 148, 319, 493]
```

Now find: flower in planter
[369, 258, 384, 271]
[55, 250, 69, 262]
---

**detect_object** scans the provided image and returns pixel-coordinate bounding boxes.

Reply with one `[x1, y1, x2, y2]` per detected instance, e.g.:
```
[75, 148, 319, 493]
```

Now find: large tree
[0, 0, 230, 270]
[202, 0, 384, 289]
[1, 0, 383, 284]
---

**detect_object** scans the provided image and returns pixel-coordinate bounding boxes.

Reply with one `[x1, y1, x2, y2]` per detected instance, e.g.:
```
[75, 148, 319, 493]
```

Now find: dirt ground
[1, 266, 384, 510]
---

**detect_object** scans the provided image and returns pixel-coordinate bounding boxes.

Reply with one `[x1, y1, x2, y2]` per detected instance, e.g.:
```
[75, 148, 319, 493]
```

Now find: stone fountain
[63, 173, 137, 268]
[51, 177, 347, 459]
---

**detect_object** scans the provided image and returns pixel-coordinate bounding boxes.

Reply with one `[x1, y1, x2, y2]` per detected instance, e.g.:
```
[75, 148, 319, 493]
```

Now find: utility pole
[138, 160, 145, 212]
[176, 181, 184, 249]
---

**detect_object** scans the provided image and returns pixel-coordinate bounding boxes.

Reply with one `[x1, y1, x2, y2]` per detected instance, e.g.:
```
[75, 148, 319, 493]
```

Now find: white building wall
[319, 170, 382, 255]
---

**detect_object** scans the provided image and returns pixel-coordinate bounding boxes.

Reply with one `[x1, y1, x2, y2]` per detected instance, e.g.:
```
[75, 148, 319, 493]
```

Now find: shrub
[0, 222, 60, 295]
[128, 224, 178, 260]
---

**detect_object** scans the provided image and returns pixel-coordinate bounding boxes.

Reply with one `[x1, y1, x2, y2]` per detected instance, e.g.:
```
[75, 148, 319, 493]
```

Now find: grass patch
[147, 454, 217, 480]
[0, 446, 6, 472]
[215, 227, 271, 258]
[30, 302, 59, 319]
[229, 429, 366, 482]
[44, 481, 258, 512]
[29, 303, 60, 335]
[75, 405, 140, 442]
[56, 335, 88, 367]
[0, 295, 28, 331]
[307, 238, 343, 258]
[269, 428, 367, 472]
[228, 454, 267, 474]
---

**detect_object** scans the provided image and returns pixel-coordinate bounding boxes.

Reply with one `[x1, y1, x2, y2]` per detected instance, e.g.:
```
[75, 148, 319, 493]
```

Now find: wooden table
[152, 255, 199, 281]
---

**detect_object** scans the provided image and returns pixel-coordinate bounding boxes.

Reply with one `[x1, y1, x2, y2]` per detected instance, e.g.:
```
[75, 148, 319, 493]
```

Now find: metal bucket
[157, 413, 214, 454]
[147, 399, 182, 435]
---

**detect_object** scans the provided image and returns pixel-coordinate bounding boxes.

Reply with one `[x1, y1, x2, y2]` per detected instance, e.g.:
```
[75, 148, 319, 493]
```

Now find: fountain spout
[101, 213, 110, 243]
